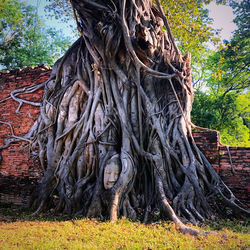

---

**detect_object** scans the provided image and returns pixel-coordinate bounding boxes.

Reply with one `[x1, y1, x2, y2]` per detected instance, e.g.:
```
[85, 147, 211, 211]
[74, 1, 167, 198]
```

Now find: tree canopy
[0, 0, 71, 69]
[192, 0, 250, 146]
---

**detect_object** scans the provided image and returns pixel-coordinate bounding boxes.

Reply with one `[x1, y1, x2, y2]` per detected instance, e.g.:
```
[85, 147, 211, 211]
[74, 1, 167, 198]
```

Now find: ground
[0, 203, 249, 249]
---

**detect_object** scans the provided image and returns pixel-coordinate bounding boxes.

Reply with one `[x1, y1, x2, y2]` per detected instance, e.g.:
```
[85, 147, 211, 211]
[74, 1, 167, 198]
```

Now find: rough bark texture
[2, 0, 248, 234]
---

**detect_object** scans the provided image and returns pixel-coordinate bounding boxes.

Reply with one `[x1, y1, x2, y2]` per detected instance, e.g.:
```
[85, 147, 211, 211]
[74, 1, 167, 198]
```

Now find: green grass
[0, 204, 249, 249]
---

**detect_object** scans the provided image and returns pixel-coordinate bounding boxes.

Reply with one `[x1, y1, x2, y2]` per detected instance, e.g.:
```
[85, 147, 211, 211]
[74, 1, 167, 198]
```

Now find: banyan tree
[2, 0, 249, 234]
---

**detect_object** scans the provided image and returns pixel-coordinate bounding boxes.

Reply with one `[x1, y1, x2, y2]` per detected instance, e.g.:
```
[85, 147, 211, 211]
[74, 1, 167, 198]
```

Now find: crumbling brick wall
[193, 127, 250, 207]
[0, 66, 249, 207]
[218, 145, 250, 206]
[0, 66, 50, 204]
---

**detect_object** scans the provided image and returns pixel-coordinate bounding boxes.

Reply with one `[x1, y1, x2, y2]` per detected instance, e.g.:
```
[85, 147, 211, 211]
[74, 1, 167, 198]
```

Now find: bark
[2, 0, 248, 233]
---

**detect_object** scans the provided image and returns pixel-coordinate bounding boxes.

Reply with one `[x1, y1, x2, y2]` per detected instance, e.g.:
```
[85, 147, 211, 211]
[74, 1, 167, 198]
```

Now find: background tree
[192, 90, 250, 146]
[0, 0, 71, 69]
[192, 0, 250, 146]
[161, 0, 223, 58]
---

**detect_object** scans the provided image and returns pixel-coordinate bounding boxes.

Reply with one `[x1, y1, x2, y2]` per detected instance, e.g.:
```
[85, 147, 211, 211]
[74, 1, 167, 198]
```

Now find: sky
[207, 2, 237, 41]
[23, 0, 76, 40]
[23, 0, 237, 42]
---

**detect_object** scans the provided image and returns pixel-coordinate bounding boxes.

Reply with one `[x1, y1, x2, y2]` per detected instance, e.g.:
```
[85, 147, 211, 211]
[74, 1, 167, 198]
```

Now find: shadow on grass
[0, 202, 249, 234]
[0, 202, 81, 223]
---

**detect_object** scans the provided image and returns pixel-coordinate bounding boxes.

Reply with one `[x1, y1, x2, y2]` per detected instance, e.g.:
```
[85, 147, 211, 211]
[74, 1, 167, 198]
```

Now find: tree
[161, 0, 223, 58]
[192, 0, 250, 146]
[45, 0, 224, 66]
[192, 90, 250, 146]
[2, 0, 248, 235]
[0, 0, 71, 69]
[45, 0, 228, 88]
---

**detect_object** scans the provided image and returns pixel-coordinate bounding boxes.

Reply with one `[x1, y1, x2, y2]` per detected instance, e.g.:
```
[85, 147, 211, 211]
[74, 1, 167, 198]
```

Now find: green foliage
[161, 0, 221, 59]
[192, 0, 250, 147]
[204, 0, 250, 94]
[205, 0, 250, 93]
[231, 0, 250, 38]
[159, 0, 229, 87]
[205, 40, 249, 94]
[0, 0, 22, 33]
[192, 91, 250, 146]
[0, 0, 71, 70]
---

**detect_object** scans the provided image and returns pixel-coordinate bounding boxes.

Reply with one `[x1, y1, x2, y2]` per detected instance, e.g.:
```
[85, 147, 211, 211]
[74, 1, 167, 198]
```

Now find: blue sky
[23, 0, 76, 41]
[23, 0, 237, 42]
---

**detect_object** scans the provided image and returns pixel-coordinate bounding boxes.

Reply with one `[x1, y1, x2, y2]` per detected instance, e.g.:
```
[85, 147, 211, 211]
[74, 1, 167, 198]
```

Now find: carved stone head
[104, 154, 121, 189]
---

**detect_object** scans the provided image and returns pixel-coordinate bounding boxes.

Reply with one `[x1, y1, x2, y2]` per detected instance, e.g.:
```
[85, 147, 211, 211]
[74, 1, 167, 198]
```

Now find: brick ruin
[0, 66, 249, 207]
[192, 129, 250, 207]
[0, 66, 49, 204]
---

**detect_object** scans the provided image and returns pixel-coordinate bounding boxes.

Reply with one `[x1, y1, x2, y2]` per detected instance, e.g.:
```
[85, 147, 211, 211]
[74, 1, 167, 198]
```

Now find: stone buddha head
[103, 154, 121, 189]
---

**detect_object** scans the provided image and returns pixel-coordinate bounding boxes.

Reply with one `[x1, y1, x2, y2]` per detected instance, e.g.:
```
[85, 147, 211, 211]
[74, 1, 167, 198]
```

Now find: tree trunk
[15, 0, 248, 229]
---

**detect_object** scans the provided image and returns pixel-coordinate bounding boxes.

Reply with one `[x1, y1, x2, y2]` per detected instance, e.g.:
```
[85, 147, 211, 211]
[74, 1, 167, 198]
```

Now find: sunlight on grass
[0, 217, 249, 249]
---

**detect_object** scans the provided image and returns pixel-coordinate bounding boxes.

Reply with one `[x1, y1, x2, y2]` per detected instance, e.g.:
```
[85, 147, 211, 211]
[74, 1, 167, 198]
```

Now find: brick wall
[0, 66, 249, 207]
[0, 66, 50, 204]
[218, 145, 250, 206]
[193, 127, 250, 207]
[192, 129, 220, 173]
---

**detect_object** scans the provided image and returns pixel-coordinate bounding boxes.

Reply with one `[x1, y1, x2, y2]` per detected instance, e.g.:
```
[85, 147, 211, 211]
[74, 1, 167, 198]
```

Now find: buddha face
[104, 154, 121, 189]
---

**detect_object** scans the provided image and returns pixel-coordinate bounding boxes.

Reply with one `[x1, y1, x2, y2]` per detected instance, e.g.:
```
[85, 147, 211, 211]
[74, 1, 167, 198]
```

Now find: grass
[0, 204, 249, 249]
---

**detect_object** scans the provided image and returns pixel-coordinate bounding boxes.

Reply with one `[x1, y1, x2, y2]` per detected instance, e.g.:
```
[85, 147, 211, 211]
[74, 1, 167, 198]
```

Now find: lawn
[0, 204, 249, 249]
